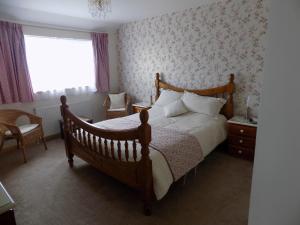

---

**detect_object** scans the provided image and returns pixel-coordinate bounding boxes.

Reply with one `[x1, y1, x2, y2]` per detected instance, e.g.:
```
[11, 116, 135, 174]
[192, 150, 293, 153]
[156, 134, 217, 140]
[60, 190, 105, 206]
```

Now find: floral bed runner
[95, 116, 203, 181]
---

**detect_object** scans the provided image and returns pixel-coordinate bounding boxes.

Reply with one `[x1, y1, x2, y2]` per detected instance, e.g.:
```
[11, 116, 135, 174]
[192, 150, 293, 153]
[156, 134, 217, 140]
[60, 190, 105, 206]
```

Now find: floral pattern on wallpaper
[117, 0, 269, 116]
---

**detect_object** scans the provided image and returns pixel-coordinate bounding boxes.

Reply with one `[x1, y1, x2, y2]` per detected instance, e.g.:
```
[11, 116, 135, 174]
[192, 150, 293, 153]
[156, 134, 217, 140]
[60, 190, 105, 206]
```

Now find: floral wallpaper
[117, 0, 269, 117]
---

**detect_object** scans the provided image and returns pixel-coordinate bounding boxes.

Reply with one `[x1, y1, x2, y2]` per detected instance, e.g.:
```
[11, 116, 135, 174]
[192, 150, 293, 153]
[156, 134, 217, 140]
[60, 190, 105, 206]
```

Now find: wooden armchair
[103, 93, 131, 119]
[0, 109, 47, 163]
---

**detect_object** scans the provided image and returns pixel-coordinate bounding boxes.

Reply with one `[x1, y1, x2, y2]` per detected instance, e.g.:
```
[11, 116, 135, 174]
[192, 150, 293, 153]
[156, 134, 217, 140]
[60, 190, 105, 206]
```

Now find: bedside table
[227, 116, 257, 161]
[132, 102, 152, 113]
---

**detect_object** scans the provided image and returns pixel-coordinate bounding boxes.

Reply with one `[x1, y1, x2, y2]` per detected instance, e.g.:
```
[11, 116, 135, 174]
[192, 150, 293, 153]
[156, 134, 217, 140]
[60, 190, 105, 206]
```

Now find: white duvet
[94, 105, 227, 200]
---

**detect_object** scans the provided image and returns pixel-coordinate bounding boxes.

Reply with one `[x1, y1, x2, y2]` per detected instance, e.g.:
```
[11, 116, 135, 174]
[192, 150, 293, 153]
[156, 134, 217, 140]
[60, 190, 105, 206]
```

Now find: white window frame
[24, 34, 96, 97]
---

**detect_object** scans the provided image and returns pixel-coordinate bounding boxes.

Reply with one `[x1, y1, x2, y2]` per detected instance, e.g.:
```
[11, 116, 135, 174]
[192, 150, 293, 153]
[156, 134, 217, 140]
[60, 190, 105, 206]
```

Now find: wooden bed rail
[60, 95, 153, 215]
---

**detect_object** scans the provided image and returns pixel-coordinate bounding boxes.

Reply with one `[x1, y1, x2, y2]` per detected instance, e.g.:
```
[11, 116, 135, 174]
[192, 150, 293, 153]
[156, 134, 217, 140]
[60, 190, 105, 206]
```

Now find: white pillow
[163, 99, 188, 117]
[181, 91, 226, 116]
[109, 93, 125, 109]
[154, 90, 183, 106]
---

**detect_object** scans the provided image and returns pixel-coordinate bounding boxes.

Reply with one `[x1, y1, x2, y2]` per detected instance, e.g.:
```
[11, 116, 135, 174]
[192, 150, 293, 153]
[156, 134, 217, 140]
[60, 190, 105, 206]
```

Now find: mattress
[94, 105, 227, 200]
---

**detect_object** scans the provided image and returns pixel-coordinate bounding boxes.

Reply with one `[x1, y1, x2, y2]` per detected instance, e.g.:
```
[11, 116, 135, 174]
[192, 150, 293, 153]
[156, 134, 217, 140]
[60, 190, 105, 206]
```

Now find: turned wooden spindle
[104, 139, 108, 157]
[75, 127, 78, 140]
[226, 74, 235, 119]
[98, 138, 103, 155]
[229, 73, 234, 83]
[117, 140, 121, 161]
[133, 140, 137, 162]
[155, 73, 160, 101]
[83, 130, 87, 147]
[125, 140, 129, 162]
[110, 140, 115, 160]
[87, 133, 92, 149]
[78, 129, 82, 144]
[93, 135, 97, 152]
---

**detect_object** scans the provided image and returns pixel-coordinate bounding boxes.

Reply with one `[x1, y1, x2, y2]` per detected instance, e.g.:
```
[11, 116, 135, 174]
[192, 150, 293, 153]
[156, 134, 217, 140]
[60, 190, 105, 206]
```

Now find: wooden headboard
[155, 73, 235, 119]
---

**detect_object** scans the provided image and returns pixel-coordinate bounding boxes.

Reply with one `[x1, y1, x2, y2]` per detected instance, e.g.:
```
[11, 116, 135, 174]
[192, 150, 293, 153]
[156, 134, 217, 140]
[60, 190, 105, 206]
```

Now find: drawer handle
[238, 150, 243, 155]
[240, 129, 244, 133]
[239, 139, 244, 143]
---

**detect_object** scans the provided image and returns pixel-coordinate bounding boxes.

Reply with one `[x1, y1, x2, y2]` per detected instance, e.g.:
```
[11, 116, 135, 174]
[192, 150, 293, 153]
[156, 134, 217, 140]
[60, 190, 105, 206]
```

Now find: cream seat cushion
[5, 124, 39, 136]
[107, 108, 126, 112]
[109, 93, 126, 109]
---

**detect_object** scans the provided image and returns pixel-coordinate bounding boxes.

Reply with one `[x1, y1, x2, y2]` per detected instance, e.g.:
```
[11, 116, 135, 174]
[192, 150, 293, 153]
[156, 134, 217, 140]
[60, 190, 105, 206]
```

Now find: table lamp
[246, 95, 255, 121]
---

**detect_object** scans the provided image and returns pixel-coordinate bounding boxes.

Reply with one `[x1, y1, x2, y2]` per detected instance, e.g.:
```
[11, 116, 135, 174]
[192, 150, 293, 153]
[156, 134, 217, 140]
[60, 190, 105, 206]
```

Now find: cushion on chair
[107, 108, 126, 112]
[109, 93, 126, 109]
[5, 124, 39, 136]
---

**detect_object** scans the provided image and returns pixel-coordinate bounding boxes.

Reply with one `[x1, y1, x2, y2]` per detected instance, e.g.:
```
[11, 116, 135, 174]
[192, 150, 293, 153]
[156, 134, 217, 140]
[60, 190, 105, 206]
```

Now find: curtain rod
[0, 17, 113, 34]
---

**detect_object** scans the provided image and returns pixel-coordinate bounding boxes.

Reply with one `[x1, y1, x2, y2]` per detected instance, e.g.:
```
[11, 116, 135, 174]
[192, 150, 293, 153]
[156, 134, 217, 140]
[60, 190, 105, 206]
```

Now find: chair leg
[68, 153, 74, 168]
[143, 202, 152, 216]
[41, 137, 48, 150]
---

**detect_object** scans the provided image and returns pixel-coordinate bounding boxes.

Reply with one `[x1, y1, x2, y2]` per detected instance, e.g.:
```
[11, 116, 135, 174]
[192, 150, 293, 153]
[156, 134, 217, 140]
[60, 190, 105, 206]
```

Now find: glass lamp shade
[88, 0, 112, 18]
[246, 95, 256, 108]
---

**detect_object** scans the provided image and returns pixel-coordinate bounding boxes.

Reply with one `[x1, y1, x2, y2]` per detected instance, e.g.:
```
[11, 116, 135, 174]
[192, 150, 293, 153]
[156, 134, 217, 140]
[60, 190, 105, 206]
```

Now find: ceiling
[0, 0, 218, 31]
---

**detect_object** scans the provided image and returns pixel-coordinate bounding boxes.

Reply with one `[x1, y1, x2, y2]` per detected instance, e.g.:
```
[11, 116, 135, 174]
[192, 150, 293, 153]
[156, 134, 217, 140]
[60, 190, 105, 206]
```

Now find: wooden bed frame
[60, 73, 235, 216]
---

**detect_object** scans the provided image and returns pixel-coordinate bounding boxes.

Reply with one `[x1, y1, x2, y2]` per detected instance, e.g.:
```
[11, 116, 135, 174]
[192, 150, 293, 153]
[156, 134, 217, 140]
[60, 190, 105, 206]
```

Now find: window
[25, 35, 95, 93]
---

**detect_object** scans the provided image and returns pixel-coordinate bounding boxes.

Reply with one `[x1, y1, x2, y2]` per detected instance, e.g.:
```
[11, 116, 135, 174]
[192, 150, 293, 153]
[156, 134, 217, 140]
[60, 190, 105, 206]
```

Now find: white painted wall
[0, 25, 119, 138]
[248, 1, 300, 225]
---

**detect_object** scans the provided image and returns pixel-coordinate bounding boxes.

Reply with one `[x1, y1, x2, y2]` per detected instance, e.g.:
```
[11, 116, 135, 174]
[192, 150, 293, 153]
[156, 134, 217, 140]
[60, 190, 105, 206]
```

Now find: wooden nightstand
[132, 102, 152, 113]
[227, 116, 257, 161]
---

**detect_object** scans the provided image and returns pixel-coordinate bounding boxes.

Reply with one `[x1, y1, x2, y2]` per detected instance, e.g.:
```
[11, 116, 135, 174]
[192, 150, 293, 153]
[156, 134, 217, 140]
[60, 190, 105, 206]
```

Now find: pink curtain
[91, 32, 110, 93]
[0, 21, 34, 104]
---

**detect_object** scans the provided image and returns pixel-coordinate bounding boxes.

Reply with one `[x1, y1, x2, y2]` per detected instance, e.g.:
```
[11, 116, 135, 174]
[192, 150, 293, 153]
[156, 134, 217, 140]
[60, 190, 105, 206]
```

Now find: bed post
[155, 73, 160, 101]
[226, 74, 235, 119]
[60, 95, 74, 167]
[138, 110, 153, 216]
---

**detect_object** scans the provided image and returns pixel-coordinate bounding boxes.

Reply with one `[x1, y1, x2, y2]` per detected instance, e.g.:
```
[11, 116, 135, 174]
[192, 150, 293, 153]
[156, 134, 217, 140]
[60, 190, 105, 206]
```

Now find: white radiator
[34, 101, 93, 136]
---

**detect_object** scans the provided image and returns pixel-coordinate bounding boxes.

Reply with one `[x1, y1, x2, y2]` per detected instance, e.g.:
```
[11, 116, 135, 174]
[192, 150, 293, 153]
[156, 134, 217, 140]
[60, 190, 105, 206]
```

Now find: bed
[60, 73, 235, 215]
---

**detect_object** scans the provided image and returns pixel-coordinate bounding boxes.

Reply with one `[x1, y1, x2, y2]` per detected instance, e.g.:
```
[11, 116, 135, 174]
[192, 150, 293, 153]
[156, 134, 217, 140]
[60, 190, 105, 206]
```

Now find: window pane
[25, 36, 95, 92]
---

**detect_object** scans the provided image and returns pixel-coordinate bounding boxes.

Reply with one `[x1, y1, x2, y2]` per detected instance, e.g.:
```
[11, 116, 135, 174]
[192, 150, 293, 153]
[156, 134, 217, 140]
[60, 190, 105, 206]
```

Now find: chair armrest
[0, 122, 21, 136]
[103, 96, 110, 110]
[18, 111, 42, 125]
[12, 111, 43, 125]
[27, 114, 43, 125]
[0, 130, 4, 150]
[125, 96, 131, 111]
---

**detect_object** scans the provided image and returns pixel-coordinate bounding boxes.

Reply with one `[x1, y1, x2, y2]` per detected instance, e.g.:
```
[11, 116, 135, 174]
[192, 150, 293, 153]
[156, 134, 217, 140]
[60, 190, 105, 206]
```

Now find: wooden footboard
[60, 96, 153, 215]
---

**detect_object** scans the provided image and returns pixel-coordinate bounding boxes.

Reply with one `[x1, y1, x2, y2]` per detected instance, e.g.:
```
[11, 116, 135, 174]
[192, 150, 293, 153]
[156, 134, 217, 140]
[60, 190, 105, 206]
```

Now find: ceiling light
[88, 0, 111, 19]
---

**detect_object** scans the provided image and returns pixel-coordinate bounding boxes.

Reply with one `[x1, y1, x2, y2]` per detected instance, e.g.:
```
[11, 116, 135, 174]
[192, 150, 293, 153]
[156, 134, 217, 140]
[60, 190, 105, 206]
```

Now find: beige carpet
[0, 139, 253, 225]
